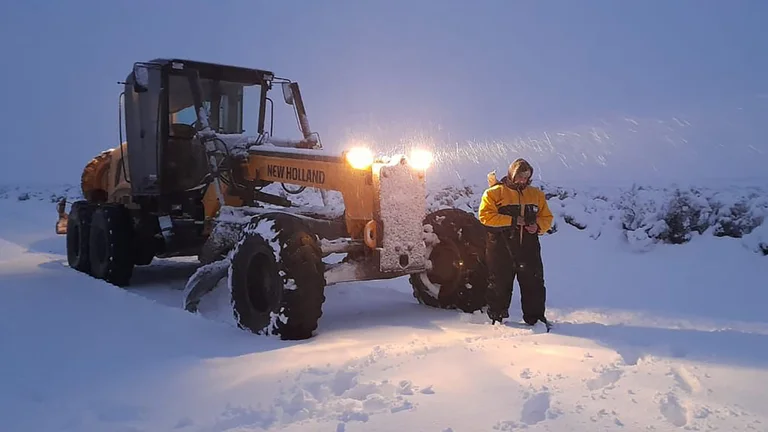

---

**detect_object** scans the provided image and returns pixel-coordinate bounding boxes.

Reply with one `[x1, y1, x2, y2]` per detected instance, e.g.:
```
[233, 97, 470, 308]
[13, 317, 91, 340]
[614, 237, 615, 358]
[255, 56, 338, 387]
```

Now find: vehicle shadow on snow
[129, 259, 200, 289]
[26, 236, 67, 255]
[39, 257, 208, 312]
[555, 321, 768, 369]
[317, 282, 448, 334]
[37, 257, 201, 290]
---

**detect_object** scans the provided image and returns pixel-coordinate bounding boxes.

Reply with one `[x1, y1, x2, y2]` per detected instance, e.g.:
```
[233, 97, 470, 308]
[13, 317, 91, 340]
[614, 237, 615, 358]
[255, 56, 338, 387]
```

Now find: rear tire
[88, 205, 135, 287]
[409, 208, 489, 313]
[229, 213, 326, 340]
[66, 201, 93, 273]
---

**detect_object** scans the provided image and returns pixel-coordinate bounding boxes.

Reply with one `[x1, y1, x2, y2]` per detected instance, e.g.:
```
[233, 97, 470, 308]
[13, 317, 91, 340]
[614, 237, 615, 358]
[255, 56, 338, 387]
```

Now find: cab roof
[130, 58, 275, 86]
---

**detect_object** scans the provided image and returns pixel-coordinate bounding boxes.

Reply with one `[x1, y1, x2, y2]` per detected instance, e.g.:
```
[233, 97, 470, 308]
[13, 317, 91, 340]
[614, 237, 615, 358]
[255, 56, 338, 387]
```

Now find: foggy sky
[0, 0, 766, 186]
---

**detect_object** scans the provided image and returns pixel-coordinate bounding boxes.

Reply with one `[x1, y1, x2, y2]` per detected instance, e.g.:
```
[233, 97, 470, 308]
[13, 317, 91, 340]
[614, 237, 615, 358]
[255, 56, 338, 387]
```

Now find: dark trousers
[485, 229, 547, 324]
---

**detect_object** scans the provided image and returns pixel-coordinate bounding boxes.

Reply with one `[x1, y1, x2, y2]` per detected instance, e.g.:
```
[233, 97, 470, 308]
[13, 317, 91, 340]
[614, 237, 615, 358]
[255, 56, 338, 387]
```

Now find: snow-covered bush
[708, 192, 766, 238]
[586, 184, 766, 252]
[426, 183, 481, 214]
[742, 224, 768, 255]
[0, 184, 82, 203]
[656, 188, 710, 244]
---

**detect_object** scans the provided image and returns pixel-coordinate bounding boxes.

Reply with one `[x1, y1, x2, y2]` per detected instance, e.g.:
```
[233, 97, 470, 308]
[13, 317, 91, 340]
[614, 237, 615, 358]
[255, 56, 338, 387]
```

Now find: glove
[524, 223, 538, 234]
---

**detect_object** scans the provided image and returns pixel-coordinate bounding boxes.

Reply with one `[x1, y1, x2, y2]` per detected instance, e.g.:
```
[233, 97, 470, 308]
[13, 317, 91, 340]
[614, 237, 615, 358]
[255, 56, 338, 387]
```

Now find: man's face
[512, 169, 531, 187]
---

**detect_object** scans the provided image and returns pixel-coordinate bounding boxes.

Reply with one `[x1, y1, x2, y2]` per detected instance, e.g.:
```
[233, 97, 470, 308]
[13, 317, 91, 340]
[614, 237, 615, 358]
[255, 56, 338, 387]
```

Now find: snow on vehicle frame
[54, 58, 490, 340]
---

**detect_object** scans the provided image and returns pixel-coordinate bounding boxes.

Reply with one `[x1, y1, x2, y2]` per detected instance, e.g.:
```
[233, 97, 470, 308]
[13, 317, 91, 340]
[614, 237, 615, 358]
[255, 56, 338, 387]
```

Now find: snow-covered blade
[182, 257, 231, 312]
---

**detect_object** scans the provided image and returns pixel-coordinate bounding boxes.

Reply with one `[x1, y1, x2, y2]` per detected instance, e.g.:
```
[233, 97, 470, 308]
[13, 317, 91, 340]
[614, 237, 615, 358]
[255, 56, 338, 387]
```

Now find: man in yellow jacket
[478, 158, 554, 328]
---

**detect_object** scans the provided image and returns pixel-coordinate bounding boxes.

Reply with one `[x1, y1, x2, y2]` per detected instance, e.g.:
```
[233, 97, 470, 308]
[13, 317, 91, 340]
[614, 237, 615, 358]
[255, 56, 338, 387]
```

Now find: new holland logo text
[266, 164, 326, 184]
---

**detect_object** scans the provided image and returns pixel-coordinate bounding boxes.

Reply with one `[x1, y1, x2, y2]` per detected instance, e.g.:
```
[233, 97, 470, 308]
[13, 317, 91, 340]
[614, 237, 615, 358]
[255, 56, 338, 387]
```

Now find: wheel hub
[426, 240, 463, 286]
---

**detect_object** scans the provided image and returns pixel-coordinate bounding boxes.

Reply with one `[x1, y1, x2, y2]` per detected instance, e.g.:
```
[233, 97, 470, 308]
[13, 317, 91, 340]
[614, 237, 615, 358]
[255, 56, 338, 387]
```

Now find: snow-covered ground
[1, 178, 767, 432]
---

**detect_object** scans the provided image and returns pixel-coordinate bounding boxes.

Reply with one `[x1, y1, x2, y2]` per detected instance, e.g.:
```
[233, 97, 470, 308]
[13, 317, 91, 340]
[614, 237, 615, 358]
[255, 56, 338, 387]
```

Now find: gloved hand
[524, 223, 538, 234]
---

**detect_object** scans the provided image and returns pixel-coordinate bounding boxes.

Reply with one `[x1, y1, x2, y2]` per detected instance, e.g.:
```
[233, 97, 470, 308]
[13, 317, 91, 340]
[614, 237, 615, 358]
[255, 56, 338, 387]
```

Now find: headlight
[408, 148, 433, 170]
[344, 146, 374, 170]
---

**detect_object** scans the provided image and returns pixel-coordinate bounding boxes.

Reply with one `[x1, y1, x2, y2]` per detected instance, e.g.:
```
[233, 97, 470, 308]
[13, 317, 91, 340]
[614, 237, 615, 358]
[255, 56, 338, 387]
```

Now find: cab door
[124, 62, 164, 197]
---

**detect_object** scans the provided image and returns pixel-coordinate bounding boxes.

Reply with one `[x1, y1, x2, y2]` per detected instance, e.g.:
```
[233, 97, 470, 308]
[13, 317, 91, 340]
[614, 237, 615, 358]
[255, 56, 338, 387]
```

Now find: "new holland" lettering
[266, 164, 326, 184]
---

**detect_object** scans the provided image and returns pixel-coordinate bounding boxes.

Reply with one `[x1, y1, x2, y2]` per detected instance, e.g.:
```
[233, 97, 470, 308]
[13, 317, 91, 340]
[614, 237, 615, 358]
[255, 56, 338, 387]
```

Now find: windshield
[167, 74, 262, 135]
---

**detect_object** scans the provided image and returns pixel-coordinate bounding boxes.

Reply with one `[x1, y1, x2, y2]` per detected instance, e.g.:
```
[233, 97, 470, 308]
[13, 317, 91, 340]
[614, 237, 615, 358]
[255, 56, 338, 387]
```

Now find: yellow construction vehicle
[55, 58, 488, 340]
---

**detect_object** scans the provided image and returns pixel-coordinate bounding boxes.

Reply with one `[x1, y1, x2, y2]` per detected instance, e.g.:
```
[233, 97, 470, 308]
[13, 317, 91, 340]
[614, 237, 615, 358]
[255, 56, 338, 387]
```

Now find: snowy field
[1, 177, 767, 432]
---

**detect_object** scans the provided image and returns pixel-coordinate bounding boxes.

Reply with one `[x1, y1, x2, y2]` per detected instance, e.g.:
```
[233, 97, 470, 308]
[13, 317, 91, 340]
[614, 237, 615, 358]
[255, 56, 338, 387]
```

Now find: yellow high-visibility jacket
[478, 183, 554, 235]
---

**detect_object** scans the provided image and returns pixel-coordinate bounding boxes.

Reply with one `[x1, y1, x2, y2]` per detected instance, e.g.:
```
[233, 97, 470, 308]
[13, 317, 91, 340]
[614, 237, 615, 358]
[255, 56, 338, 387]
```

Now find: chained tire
[229, 213, 326, 340]
[66, 201, 93, 273]
[88, 204, 135, 287]
[409, 208, 489, 313]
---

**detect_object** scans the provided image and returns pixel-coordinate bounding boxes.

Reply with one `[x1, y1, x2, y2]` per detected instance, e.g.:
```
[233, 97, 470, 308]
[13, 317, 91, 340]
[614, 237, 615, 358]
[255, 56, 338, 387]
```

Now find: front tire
[88, 205, 135, 286]
[229, 213, 326, 340]
[409, 208, 489, 313]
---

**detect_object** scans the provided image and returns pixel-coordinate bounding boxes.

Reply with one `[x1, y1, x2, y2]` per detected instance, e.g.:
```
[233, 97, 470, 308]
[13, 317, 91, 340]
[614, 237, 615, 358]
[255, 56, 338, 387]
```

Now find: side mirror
[282, 82, 294, 105]
[133, 64, 149, 93]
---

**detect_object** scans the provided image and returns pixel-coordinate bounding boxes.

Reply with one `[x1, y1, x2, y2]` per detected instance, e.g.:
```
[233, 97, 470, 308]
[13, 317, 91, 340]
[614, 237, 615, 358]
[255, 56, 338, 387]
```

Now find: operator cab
[164, 69, 255, 193]
[122, 58, 274, 209]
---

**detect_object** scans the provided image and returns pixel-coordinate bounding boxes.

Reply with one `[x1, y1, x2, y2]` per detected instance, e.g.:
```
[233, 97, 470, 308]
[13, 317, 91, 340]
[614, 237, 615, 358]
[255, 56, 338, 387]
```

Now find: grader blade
[182, 208, 262, 312]
[182, 258, 231, 313]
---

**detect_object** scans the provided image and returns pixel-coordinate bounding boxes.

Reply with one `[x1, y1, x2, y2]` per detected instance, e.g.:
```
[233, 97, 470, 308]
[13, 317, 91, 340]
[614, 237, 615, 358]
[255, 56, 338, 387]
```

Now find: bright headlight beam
[408, 148, 433, 170]
[345, 147, 374, 170]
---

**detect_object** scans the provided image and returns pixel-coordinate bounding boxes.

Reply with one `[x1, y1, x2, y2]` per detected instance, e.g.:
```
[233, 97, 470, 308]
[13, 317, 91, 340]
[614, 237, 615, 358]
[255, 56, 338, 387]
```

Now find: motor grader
[55, 58, 488, 340]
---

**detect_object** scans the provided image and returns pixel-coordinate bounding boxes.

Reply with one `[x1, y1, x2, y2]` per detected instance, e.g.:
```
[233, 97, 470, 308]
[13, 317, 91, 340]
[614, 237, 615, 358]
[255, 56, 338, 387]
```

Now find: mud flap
[183, 258, 231, 312]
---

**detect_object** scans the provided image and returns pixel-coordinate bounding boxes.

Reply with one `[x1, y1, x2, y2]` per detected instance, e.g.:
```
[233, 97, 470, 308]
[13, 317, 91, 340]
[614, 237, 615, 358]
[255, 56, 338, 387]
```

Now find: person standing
[478, 158, 554, 328]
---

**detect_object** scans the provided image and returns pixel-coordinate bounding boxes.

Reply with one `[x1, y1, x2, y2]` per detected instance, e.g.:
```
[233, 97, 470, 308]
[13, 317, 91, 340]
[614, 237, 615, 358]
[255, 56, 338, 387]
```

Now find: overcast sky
[1, 0, 766, 185]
